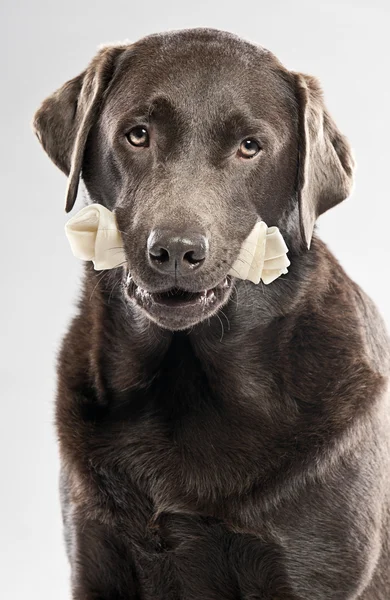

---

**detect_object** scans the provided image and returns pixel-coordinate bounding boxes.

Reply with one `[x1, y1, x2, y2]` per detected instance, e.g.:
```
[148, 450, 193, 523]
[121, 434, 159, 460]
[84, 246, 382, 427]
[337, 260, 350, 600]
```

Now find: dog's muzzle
[64, 204, 291, 285]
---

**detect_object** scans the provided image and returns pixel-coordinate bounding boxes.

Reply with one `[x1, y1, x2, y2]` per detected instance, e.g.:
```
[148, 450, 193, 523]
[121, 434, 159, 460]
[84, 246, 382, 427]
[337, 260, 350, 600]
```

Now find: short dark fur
[33, 29, 390, 598]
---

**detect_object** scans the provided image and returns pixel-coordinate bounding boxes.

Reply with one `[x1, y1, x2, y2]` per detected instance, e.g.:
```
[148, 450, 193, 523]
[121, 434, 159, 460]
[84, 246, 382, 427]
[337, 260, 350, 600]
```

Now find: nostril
[183, 250, 205, 266]
[149, 246, 170, 263]
[147, 229, 208, 274]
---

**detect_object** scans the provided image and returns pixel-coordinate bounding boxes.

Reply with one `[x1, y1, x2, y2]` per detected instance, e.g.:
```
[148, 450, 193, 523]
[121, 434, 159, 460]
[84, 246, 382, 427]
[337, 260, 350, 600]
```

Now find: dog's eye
[127, 126, 150, 147]
[238, 139, 261, 159]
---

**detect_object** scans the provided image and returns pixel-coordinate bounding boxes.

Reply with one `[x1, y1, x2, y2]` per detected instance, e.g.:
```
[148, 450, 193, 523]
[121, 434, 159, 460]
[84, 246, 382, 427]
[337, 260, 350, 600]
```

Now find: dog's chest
[96, 344, 276, 513]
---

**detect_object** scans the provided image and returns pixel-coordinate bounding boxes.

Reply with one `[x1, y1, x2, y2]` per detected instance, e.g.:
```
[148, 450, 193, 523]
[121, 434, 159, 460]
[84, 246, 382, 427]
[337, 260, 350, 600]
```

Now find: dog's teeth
[135, 286, 150, 300]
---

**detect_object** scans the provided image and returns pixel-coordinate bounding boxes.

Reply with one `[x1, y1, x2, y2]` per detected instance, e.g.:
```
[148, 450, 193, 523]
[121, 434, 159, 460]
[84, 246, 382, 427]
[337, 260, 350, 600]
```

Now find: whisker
[215, 312, 225, 342]
[89, 270, 111, 301]
[242, 280, 256, 308]
[110, 261, 128, 269]
[88, 260, 128, 301]
[234, 257, 253, 270]
[229, 266, 244, 279]
[220, 310, 231, 331]
[91, 227, 129, 237]
[231, 283, 239, 311]
[107, 279, 121, 305]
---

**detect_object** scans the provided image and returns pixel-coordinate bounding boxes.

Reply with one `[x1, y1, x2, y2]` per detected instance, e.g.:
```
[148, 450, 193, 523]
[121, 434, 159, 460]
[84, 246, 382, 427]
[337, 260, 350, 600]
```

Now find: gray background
[1, 1, 389, 598]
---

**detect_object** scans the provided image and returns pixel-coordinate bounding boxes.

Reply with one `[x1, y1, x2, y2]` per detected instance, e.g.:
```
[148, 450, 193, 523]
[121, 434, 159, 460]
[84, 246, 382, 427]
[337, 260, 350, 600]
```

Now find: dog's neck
[82, 234, 328, 404]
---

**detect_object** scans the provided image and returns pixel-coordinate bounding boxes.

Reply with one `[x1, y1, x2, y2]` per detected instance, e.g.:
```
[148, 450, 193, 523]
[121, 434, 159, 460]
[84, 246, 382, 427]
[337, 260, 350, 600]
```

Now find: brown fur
[33, 29, 390, 599]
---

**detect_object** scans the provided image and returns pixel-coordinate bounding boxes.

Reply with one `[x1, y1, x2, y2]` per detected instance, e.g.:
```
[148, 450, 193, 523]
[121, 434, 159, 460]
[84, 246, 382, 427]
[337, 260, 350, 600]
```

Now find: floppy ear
[33, 44, 127, 212]
[293, 73, 355, 249]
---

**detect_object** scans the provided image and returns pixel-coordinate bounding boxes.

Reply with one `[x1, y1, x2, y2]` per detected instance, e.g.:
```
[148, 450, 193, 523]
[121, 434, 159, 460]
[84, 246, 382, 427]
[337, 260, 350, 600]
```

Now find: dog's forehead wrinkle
[108, 34, 284, 112]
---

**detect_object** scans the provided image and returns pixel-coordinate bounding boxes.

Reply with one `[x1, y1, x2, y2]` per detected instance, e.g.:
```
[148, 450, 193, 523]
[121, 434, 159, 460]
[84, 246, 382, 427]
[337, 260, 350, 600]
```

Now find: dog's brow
[215, 112, 269, 144]
[146, 95, 180, 121]
[121, 96, 180, 125]
[115, 104, 152, 125]
[222, 113, 256, 133]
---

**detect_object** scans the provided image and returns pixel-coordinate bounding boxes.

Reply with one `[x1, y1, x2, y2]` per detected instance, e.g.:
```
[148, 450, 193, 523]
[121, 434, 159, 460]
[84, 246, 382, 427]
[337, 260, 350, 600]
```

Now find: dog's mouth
[125, 275, 233, 330]
[137, 283, 228, 307]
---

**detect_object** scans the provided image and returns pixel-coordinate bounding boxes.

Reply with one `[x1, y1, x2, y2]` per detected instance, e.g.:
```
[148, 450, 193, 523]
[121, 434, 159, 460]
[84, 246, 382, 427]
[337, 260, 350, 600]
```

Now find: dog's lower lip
[135, 280, 229, 308]
[125, 276, 233, 329]
[152, 288, 215, 307]
[128, 276, 231, 311]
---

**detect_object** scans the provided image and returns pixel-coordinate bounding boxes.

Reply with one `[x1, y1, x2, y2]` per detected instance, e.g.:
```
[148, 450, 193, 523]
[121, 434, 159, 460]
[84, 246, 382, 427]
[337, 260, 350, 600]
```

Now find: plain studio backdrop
[1, 0, 389, 598]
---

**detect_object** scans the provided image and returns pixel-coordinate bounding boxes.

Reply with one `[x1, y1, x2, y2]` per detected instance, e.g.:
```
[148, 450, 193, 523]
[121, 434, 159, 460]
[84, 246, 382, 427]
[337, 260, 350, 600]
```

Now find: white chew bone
[228, 223, 290, 285]
[228, 221, 267, 283]
[65, 204, 126, 270]
[65, 204, 290, 284]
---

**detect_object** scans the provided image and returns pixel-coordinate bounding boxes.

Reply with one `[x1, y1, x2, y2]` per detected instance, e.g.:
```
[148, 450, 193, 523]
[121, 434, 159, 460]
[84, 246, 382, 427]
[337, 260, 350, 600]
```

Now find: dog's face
[33, 29, 354, 331]
[83, 34, 299, 329]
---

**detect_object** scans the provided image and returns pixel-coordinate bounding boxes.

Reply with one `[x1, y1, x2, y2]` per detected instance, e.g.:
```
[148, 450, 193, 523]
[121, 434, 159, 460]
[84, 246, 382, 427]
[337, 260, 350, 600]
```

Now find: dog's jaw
[124, 273, 234, 330]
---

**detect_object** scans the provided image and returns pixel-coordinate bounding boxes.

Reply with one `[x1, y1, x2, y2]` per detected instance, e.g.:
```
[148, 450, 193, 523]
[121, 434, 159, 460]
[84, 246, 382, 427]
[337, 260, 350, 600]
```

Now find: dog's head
[33, 29, 354, 330]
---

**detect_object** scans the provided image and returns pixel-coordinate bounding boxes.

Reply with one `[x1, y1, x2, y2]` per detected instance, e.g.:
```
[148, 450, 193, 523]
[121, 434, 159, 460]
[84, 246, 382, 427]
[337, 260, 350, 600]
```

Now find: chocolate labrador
[33, 28, 390, 599]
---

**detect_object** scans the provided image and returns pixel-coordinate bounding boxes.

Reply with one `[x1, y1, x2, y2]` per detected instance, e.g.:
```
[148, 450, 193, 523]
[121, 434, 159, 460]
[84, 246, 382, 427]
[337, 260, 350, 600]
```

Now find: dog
[33, 28, 390, 599]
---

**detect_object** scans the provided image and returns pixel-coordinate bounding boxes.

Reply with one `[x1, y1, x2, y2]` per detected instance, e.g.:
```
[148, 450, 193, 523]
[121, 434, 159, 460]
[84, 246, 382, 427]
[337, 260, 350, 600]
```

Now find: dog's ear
[293, 73, 355, 249]
[33, 45, 127, 212]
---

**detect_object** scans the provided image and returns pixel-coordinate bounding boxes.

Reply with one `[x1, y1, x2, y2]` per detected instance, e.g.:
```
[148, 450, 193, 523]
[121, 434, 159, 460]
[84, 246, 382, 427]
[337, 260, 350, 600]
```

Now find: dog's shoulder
[349, 282, 390, 377]
[280, 238, 389, 418]
[301, 236, 390, 373]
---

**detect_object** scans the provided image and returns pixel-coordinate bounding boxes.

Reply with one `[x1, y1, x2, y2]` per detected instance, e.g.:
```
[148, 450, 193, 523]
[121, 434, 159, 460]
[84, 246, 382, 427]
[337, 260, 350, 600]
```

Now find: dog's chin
[125, 275, 234, 331]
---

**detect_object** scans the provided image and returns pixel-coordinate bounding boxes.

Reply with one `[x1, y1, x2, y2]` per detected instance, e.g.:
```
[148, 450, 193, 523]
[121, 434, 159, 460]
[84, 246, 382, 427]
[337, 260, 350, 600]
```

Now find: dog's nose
[147, 229, 209, 275]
